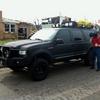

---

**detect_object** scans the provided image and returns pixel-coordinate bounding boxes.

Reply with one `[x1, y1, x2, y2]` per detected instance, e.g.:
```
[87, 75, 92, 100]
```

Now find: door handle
[74, 38, 82, 41]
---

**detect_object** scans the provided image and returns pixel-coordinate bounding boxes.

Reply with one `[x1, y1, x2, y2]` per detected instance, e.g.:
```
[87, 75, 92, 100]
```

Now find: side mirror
[28, 33, 35, 39]
[55, 39, 64, 44]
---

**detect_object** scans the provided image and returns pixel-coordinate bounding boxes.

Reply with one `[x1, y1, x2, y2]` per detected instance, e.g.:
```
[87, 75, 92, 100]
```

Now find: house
[0, 11, 36, 39]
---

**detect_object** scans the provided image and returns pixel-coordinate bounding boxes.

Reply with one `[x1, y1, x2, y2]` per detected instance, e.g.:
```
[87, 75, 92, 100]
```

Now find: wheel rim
[35, 62, 47, 76]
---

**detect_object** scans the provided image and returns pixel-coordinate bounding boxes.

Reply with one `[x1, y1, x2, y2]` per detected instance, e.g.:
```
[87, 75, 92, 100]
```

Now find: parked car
[0, 27, 95, 81]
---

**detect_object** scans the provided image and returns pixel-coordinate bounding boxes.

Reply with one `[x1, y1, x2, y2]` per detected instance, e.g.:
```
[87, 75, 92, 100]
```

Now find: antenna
[59, 12, 62, 17]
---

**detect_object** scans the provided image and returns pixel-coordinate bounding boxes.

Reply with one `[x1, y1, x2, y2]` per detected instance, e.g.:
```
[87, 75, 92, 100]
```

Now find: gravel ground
[0, 62, 100, 100]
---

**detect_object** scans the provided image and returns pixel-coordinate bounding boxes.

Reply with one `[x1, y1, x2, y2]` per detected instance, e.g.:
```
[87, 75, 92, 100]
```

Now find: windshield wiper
[35, 38, 43, 41]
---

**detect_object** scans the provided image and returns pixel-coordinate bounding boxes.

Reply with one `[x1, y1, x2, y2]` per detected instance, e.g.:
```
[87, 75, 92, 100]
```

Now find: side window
[5, 24, 10, 32]
[82, 29, 90, 40]
[70, 29, 84, 41]
[56, 29, 70, 43]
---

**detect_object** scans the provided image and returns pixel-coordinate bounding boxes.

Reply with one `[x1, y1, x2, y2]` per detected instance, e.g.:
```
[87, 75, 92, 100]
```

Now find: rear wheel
[30, 58, 48, 81]
[83, 49, 93, 66]
[83, 58, 90, 65]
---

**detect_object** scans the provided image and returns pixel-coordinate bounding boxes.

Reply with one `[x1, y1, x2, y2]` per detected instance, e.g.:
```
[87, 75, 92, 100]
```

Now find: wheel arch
[31, 51, 53, 65]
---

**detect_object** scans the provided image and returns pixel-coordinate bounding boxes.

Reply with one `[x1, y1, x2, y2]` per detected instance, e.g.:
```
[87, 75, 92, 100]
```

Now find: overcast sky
[0, 0, 100, 23]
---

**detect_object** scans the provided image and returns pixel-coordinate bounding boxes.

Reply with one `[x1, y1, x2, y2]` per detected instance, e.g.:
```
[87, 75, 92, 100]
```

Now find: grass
[0, 40, 15, 45]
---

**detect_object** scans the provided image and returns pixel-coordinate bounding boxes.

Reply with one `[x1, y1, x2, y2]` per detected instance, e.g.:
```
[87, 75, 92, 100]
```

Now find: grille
[1, 47, 10, 58]
[10, 49, 19, 57]
[0, 46, 21, 58]
[0, 46, 2, 57]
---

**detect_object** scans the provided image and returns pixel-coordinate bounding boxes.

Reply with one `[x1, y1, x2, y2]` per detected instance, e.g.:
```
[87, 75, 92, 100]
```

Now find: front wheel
[30, 58, 48, 81]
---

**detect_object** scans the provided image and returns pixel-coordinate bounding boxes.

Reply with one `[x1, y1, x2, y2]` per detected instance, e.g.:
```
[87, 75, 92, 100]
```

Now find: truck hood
[4, 39, 43, 48]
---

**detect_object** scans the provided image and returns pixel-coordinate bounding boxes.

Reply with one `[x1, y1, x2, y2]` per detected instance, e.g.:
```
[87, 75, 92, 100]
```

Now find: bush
[77, 19, 93, 28]
[0, 40, 15, 45]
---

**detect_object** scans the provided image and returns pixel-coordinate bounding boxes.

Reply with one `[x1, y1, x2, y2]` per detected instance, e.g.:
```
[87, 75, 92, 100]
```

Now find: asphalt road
[0, 62, 100, 100]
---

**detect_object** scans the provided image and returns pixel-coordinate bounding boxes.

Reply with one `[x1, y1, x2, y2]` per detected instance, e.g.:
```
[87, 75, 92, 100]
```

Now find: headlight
[19, 50, 27, 55]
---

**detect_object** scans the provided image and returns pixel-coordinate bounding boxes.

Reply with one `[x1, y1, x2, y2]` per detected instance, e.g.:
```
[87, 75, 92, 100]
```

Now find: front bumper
[0, 57, 30, 68]
[0, 46, 31, 68]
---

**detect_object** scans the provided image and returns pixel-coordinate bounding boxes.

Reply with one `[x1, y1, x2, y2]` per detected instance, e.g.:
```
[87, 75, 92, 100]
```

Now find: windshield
[30, 29, 57, 41]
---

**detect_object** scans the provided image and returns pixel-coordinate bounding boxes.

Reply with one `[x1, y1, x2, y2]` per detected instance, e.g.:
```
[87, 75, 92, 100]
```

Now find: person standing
[90, 31, 100, 71]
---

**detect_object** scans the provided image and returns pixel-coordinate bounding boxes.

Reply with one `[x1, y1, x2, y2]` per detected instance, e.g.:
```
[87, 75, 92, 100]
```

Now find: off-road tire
[30, 58, 48, 81]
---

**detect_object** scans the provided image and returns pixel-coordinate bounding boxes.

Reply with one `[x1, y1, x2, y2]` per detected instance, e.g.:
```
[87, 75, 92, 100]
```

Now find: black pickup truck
[0, 28, 95, 81]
